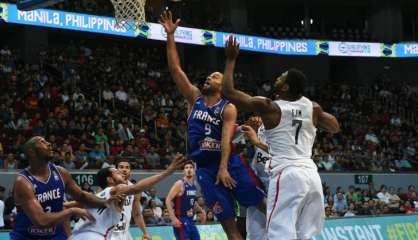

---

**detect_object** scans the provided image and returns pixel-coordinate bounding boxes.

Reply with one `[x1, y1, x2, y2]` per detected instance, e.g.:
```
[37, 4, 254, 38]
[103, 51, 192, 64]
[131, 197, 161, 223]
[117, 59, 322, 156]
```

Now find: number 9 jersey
[187, 96, 230, 168]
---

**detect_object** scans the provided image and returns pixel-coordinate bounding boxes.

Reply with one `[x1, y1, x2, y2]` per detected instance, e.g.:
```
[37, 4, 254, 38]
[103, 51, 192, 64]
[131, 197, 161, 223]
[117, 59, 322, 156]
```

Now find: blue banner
[1, 3, 418, 58]
[396, 43, 418, 58]
[215, 32, 317, 55]
[1, 215, 417, 240]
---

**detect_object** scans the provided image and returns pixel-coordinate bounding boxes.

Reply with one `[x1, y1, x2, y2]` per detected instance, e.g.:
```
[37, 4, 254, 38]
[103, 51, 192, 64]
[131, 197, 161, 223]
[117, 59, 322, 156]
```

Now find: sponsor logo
[338, 42, 371, 54]
[28, 226, 56, 235]
[160, 27, 193, 41]
[199, 137, 221, 151]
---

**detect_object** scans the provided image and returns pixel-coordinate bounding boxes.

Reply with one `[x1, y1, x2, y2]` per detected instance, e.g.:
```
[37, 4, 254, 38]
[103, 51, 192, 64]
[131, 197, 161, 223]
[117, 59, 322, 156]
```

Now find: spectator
[206, 210, 216, 222]
[344, 203, 356, 217]
[150, 200, 162, 220]
[145, 147, 161, 169]
[146, 188, 163, 207]
[143, 207, 159, 225]
[61, 152, 75, 170]
[95, 128, 109, 155]
[376, 185, 391, 204]
[5, 154, 17, 170]
[88, 143, 105, 168]
[407, 185, 416, 201]
[357, 201, 372, 215]
[333, 192, 348, 215]
[388, 186, 401, 210]
[74, 143, 89, 169]
[161, 209, 172, 225]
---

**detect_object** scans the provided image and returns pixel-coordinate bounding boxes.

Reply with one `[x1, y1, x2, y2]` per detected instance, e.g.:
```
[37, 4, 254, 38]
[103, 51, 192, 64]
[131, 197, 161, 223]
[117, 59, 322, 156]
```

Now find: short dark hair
[97, 167, 113, 189]
[115, 158, 131, 168]
[286, 68, 306, 97]
[184, 160, 195, 169]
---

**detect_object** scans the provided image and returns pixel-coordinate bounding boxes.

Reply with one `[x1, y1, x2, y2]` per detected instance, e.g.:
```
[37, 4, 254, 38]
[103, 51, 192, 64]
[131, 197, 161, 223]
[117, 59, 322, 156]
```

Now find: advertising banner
[1, 215, 417, 240]
[329, 41, 382, 57]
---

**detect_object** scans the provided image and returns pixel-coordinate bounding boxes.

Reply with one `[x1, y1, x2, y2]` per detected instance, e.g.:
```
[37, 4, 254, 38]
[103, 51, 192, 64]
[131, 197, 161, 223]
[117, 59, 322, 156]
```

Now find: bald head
[23, 136, 53, 163]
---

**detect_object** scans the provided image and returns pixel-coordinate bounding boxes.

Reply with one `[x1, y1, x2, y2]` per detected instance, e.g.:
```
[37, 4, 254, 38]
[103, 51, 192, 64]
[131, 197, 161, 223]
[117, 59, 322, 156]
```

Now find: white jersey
[250, 125, 270, 189]
[111, 181, 135, 233]
[264, 96, 317, 173]
[72, 187, 121, 238]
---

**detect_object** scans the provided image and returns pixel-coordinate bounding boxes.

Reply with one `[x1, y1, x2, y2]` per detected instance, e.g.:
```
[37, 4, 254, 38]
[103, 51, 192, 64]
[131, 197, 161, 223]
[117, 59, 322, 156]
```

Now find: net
[110, 0, 147, 30]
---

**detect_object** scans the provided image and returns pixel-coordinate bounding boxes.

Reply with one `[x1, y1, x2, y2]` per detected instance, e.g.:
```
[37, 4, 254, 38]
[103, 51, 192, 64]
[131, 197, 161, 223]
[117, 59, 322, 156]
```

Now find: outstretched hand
[225, 35, 240, 60]
[159, 10, 180, 35]
[167, 154, 187, 172]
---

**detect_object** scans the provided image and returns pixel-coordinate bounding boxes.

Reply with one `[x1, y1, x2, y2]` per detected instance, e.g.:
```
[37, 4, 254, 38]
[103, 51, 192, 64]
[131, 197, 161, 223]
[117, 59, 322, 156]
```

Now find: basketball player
[10, 136, 119, 240]
[236, 117, 269, 240]
[166, 161, 206, 240]
[110, 160, 151, 240]
[159, 11, 265, 240]
[69, 154, 186, 239]
[222, 36, 340, 240]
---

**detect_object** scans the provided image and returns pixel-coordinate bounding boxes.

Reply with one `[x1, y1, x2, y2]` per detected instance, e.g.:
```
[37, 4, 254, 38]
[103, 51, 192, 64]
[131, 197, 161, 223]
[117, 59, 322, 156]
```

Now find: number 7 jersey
[264, 96, 317, 173]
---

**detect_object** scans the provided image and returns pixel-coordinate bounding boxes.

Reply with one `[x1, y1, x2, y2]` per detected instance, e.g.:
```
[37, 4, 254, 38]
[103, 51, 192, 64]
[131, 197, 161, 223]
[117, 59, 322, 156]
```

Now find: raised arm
[58, 166, 109, 208]
[222, 36, 277, 114]
[159, 10, 200, 104]
[313, 102, 340, 134]
[14, 177, 94, 228]
[112, 155, 186, 196]
[165, 180, 183, 228]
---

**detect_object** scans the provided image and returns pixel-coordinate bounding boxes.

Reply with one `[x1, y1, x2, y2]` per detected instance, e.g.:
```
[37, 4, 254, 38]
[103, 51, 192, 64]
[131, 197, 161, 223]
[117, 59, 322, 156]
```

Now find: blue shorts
[173, 217, 200, 240]
[196, 155, 265, 221]
[10, 231, 67, 240]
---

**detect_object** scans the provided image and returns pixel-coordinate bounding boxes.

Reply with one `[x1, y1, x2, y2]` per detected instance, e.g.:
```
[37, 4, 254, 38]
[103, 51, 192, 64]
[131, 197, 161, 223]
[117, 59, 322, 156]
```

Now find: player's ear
[282, 83, 289, 92]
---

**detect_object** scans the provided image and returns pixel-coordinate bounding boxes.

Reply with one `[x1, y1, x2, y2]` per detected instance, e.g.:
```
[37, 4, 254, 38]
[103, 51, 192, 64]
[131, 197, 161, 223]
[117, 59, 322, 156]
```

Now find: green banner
[71, 173, 97, 186]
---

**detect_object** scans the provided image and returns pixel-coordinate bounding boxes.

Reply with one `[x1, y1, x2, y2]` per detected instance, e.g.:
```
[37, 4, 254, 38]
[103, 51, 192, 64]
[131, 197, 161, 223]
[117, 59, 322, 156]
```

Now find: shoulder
[15, 175, 32, 189]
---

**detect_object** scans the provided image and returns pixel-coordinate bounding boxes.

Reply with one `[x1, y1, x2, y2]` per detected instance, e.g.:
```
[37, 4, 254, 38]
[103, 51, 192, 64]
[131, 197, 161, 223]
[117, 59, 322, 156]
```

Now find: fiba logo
[338, 43, 348, 53]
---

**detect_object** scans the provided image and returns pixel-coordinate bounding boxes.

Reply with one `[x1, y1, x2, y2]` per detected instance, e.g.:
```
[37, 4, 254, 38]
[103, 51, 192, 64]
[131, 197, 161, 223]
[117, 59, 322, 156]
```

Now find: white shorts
[266, 166, 324, 240]
[246, 206, 267, 240]
[109, 230, 133, 240]
[71, 231, 107, 240]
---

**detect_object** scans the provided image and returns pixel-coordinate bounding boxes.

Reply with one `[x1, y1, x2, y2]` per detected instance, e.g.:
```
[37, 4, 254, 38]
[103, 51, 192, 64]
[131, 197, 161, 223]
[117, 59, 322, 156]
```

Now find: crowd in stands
[1, 41, 417, 172]
[323, 183, 418, 218]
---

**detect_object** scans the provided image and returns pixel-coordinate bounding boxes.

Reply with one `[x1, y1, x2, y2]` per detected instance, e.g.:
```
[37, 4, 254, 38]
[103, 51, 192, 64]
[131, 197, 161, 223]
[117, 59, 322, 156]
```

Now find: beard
[201, 86, 218, 96]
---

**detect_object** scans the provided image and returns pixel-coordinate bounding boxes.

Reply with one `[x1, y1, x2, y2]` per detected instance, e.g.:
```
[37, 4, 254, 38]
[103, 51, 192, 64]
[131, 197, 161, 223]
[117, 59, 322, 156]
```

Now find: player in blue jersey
[10, 136, 121, 240]
[160, 11, 265, 239]
[166, 161, 205, 240]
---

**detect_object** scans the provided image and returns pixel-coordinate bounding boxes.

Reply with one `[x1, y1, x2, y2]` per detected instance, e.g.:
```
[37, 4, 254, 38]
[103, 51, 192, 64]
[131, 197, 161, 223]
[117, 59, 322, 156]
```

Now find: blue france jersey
[188, 96, 229, 167]
[174, 179, 197, 219]
[11, 163, 66, 240]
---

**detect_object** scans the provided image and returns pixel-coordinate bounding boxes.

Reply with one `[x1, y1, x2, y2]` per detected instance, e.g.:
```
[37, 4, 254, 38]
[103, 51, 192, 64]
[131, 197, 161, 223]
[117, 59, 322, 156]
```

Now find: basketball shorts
[109, 230, 133, 240]
[173, 217, 200, 240]
[71, 231, 107, 240]
[196, 155, 265, 221]
[266, 165, 324, 240]
[246, 206, 267, 240]
[10, 231, 68, 240]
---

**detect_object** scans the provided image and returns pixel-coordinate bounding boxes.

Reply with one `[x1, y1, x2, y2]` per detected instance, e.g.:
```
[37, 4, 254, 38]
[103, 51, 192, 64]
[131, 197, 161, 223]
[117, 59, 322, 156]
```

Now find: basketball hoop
[110, 0, 147, 30]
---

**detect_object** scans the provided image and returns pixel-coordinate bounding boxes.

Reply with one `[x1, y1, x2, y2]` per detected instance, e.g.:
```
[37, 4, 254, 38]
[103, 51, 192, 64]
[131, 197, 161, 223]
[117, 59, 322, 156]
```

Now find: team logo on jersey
[213, 106, 221, 115]
[199, 137, 221, 151]
[53, 172, 59, 181]
[212, 201, 224, 215]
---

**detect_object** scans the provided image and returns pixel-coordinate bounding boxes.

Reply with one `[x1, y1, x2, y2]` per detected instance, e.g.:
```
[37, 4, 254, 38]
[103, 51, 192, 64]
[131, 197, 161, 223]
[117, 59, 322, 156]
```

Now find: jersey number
[115, 212, 126, 231]
[205, 123, 211, 135]
[292, 120, 302, 145]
